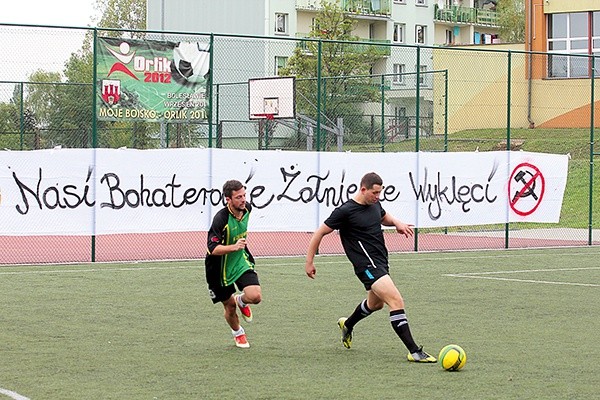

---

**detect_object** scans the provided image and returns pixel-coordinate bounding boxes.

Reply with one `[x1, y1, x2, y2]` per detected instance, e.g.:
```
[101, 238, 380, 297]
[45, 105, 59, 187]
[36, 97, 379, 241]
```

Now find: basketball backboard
[248, 76, 295, 120]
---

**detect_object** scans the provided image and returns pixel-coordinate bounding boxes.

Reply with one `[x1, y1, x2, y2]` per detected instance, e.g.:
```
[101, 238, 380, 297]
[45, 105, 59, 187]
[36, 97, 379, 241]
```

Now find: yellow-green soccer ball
[438, 344, 467, 371]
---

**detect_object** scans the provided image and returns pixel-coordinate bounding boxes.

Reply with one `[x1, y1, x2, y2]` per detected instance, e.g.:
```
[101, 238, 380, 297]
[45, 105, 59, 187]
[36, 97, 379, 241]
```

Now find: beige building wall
[432, 43, 600, 133]
[432, 44, 530, 134]
[544, 0, 599, 13]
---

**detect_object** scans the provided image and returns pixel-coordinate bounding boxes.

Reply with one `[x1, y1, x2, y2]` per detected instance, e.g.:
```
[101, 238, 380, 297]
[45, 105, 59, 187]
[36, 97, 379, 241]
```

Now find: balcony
[296, 33, 391, 56]
[296, 0, 391, 17]
[349, 39, 391, 56]
[434, 4, 498, 26]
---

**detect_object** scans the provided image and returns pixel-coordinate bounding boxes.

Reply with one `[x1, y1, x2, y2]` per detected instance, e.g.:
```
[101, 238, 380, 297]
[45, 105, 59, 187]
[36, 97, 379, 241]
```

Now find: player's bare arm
[210, 238, 247, 256]
[305, 224, 334, 279]
[381, 213, 414, 237]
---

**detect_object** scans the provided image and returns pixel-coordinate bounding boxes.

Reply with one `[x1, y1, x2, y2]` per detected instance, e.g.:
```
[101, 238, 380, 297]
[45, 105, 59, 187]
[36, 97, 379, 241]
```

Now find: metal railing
[434, 4, 498, 26]
[296, 0, 392, 16]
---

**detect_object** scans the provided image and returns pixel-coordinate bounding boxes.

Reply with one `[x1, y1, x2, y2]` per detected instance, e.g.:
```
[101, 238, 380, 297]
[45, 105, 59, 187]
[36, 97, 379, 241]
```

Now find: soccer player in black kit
[305, 172, 436, 363]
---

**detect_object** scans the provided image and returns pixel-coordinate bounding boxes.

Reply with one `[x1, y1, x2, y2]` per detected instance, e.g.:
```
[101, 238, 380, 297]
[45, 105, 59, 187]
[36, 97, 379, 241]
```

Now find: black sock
[390, 309, 419, 353]
[345, 299, 373, 331]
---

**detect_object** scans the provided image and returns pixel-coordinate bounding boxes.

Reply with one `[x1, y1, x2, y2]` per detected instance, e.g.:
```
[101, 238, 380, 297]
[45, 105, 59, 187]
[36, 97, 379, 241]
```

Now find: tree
[22, 70, 63, 148]
[279, 2, 383, 149]
[0, 102, 20, 149]
[50, 53, 95, 148]
[497, 0, 525, 43]
[93, 0, 147, 38]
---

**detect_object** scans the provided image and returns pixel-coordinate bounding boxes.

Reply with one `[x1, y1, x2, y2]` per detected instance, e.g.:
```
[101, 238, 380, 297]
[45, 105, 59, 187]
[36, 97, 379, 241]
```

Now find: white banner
[0, 148, 568, 236]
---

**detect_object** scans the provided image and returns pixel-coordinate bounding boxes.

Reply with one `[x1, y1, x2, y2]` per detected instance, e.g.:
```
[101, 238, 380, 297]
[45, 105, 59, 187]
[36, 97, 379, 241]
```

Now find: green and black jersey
[205, 203, 255, 287]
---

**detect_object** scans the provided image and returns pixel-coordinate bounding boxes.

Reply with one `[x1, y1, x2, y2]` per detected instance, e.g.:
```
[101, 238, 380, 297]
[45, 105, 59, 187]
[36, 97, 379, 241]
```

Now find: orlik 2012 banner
[96, 37, 210, 122]
[0, 148, 568, 236]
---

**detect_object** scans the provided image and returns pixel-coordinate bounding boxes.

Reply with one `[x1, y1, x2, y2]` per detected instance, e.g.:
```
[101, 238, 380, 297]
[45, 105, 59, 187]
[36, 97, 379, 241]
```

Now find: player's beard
[232, 202, 246, 213]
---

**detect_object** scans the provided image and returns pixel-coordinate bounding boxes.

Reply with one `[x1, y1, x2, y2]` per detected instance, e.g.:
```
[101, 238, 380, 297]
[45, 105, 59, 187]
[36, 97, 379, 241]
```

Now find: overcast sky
[1, 0, 96, 27]
[0, 1, 100, 89]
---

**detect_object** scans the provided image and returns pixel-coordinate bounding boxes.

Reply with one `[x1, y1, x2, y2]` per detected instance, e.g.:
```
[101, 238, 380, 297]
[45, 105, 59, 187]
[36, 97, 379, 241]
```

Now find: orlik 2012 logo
[100, 41, 172, 106]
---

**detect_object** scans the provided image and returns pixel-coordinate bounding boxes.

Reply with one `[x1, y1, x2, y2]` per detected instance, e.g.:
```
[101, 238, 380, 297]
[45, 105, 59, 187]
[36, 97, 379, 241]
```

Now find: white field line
[0, 387, 30, 400]
[1, 250, 600, 276]
[444, 266, 600, 287]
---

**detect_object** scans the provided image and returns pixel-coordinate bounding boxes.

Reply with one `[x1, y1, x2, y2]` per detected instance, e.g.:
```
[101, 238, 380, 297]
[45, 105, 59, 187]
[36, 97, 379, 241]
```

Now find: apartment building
[146, 0, 500, 136]
[147, 0, 500, 72]
[433, 0, 500, 45]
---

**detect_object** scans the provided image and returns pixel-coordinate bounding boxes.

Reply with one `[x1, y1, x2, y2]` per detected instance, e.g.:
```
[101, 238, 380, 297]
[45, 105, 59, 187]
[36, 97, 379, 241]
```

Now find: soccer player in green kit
[205, 180, 261, 348]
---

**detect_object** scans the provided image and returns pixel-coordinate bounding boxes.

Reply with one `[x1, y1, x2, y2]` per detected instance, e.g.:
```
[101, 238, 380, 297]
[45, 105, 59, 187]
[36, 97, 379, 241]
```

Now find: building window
[418, 65, 427, 86]
[415, 25, 426, 44]
[445, 29, 454, 45]
[393, 64, 405, 84]
[393, 0, 406, 4]
[594, 11, 600, 74]
[547, 11, 599, 78]
[275, 57, 288, 76]
[311, 17, 319, 32]
[393, 23, 405, 43]
[416, 0, 426, 5]
[275, 13, 288, 35]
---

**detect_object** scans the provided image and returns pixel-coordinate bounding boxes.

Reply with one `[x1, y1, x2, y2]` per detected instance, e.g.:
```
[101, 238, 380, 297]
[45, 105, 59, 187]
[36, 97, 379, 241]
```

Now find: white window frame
[311, 17, 319, 32]
[393, 64, 405, 84]
[275, 56, 288, 76]
[416, 0, 427, 6]
[415, 25, 426, 44]
[445, 29, 454, 45]
[545, 11, 600, 78]
[393, 0, 407, 4]
[418, 65, 428, 86]
[275, 13, 288, 35]
[393, 23, 405, 43]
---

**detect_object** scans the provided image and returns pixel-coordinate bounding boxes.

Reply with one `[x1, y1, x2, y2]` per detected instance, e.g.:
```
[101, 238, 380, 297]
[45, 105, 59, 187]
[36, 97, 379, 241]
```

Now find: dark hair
[222, 180, 244, 198]
[360, 172, 383, 189]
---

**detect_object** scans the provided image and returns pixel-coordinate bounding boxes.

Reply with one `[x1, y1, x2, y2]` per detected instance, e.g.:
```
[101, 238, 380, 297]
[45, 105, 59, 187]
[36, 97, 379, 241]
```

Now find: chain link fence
[0, 24, 598, 264]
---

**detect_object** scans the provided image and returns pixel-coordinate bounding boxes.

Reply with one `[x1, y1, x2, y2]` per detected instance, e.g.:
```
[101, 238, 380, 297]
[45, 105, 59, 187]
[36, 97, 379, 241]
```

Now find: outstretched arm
[381, 213, 414, 238]
[305, 223, 334, 279]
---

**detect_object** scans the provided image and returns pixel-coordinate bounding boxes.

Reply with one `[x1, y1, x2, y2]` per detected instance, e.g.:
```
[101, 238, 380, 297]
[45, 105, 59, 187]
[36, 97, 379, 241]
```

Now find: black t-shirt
[324, 199, 388, 268]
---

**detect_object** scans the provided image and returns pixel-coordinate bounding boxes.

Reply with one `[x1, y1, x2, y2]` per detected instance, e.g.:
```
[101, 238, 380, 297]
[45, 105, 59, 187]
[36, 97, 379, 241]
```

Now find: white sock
[236, 294, 247, 308]
[232, 327, 245, 337]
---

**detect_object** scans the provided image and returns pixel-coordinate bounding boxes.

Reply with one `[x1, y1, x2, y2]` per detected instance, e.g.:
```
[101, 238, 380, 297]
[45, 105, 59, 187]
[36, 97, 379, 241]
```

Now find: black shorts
[208, 269, 260, 304]
[355, 263, 389, 290]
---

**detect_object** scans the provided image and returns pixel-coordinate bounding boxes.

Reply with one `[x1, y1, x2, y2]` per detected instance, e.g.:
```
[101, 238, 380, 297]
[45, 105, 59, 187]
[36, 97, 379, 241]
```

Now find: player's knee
[246, 292, 262, 304]
[387, 295, 405, 310]
[367, 298, 384, 311]
[243, 286, 262, 304]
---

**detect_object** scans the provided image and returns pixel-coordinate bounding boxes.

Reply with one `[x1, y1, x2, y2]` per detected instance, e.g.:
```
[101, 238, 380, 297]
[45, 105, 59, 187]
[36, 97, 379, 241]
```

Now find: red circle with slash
[508, 162, 545, 216]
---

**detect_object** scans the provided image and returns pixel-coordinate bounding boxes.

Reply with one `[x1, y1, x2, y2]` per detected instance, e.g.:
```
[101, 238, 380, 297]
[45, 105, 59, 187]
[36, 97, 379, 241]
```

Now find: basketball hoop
[251, 113, 275, 120]
[248, 77, 295, 121]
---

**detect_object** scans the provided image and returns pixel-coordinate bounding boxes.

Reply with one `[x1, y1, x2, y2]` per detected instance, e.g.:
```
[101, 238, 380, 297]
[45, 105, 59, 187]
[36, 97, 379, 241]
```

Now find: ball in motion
[438, 344, 467, 371]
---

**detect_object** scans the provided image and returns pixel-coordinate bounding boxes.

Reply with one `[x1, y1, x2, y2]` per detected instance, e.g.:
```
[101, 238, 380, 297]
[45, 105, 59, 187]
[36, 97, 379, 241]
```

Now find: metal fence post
[316, 40, 322, 151]
[414, 46, 421, 252]
[207, 33, 215, 148]
[380, 74, 385, 152]
[19, 82, 24, 150]
[589, 56, 596, 245]
[91, 27, 98, 262]
[504, 50, 512, 249]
